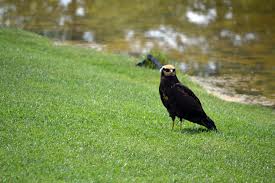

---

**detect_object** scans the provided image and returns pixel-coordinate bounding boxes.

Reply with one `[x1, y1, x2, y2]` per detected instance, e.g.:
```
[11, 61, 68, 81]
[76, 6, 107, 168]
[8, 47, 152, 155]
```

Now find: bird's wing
[167, 83, 205, 116]
[173, 83, 202, 105]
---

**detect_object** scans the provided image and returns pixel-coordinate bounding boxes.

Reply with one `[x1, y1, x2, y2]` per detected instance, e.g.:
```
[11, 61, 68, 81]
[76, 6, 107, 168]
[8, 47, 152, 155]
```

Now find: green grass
[0, 28, 274, 182]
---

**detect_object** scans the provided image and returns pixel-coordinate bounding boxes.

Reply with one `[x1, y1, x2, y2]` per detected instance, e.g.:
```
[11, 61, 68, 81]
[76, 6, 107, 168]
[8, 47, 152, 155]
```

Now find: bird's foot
[180, 119, 184, 130]
[171, 121, 175, 131]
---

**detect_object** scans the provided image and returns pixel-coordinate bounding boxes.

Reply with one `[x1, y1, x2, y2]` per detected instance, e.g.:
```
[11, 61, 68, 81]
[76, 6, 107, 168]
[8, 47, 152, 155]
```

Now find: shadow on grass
[181, 128, 212, 134]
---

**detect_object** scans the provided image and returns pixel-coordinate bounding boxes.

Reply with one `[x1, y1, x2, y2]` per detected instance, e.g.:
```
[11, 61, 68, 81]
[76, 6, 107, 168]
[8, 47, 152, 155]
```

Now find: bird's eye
[163, 68, 175, 72]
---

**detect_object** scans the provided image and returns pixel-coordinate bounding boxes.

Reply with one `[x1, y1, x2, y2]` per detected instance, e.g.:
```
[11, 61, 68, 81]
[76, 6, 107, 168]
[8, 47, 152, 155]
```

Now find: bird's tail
[202, 116, 217, 131]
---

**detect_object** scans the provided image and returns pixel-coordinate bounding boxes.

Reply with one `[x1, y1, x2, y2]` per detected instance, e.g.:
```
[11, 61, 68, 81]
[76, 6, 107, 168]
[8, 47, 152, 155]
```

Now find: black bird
[159, 64, 217, 130]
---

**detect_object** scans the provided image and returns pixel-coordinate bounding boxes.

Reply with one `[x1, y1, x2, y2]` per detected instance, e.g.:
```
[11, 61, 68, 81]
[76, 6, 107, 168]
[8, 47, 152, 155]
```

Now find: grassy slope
[0, 29, 274, 182]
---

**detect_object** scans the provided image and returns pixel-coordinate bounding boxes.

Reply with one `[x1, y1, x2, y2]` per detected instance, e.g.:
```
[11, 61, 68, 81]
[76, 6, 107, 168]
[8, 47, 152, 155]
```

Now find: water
[1, 0, 274, 107]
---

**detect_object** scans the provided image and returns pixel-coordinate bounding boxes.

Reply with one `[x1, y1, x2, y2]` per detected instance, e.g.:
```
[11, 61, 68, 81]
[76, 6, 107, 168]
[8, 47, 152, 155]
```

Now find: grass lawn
[0, 29, 274, 182]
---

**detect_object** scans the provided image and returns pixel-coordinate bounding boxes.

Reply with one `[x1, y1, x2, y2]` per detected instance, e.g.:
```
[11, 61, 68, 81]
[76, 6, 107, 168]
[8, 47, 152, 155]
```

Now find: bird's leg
[171, 115, 176, 130]
[180, 118, 184, 130]
[172, 120, 175, 130]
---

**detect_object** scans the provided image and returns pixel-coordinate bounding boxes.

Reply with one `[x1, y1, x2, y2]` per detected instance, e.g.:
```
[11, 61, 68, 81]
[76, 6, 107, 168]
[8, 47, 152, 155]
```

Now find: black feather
[202, 116, 217, 130]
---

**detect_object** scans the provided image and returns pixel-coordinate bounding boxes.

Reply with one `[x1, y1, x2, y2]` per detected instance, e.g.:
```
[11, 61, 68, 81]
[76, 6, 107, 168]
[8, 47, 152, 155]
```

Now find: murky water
[1, 0, 275, 106]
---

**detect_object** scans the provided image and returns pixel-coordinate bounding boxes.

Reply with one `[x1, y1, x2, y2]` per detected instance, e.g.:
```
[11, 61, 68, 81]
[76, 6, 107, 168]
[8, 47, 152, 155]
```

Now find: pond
[1, 0, 274, 107]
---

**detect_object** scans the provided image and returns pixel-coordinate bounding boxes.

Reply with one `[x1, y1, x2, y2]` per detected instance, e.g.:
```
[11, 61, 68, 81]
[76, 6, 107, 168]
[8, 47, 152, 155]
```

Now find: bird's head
[160, 64, 176, 77]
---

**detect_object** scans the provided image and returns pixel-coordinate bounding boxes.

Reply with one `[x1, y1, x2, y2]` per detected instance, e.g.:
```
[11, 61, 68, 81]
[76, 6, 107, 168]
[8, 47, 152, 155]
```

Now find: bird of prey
[159, 64, 217, 130]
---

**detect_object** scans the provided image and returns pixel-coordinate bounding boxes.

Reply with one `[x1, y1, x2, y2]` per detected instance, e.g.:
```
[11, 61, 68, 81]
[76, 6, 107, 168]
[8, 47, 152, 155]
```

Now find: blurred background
[0, 0, 274, 107]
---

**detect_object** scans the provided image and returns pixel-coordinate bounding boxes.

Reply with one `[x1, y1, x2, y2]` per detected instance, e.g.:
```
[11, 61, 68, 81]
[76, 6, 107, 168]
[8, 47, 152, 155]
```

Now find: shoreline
[190, 76, 275, 108]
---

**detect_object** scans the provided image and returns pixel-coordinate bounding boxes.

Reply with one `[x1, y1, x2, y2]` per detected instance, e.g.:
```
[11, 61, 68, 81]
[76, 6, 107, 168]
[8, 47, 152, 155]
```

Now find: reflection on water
[220, 29, 257, 46]
[144, 25, 208, 53]
[186, 8, 217, 25]
[1, 0, 275, 106]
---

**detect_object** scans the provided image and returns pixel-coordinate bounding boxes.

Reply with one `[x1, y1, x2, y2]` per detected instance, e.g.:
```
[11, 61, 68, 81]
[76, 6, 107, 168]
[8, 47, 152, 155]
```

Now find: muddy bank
[190, 76, 275, 108]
